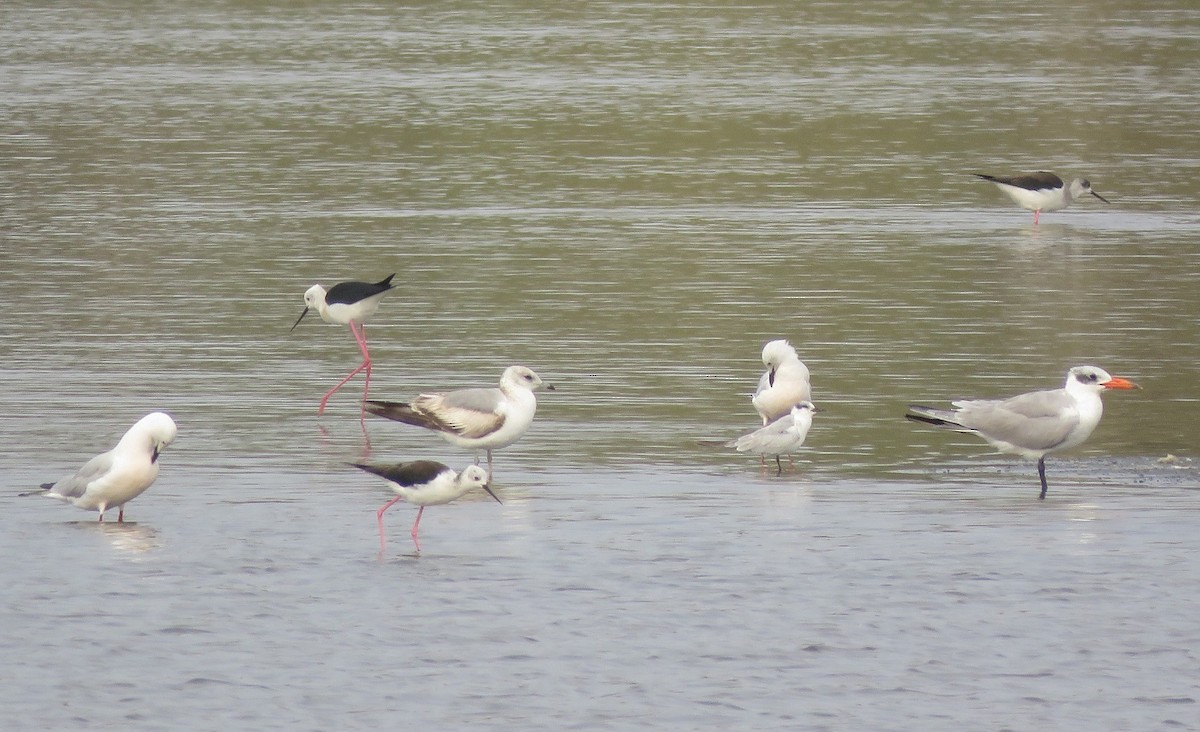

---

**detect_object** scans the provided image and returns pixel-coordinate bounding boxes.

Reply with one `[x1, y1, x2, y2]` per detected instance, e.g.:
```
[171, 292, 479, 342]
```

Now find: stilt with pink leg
[975, 171, 1109, 225]
[291, 274, 395, 417]
[354, 460, 501, 555]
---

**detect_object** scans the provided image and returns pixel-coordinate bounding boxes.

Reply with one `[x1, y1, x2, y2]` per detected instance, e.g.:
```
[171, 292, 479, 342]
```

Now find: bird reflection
[93, 521, 161, 554]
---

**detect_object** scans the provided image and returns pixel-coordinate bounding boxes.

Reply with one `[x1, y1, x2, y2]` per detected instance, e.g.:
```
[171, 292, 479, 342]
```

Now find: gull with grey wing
[728, 402, 818, 475]
[365, 366, 553, 480]
[906, 366, 1138, 499]
[22, 412, 178, 522]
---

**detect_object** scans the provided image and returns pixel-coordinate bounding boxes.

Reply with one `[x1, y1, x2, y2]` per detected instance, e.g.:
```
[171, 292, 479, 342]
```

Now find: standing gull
[752, 339, 812, 425]
[352, 461, 500, 553]
[291, 273, 395, 416]
[975, 172, 1109, 225]
[365, 365, 553, 480]
[751, 339, 812, 469]
[728, 402, 818, 475]
[906, 365, 1138, 499]
[22, 412, 178, 522]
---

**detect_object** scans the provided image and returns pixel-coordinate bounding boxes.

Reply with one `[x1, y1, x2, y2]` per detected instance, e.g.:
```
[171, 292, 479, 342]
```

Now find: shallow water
[2, 1, 1199, 729]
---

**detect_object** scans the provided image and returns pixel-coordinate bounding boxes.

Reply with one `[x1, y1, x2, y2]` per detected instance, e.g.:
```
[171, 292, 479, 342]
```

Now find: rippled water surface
[3, 2, 1199, 729]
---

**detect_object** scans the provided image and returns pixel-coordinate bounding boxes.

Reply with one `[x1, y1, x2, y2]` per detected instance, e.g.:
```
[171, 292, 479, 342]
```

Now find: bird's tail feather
[349, 462, 391, 481]
[364, 400, 446, 431]
[905, 405, 974, 433]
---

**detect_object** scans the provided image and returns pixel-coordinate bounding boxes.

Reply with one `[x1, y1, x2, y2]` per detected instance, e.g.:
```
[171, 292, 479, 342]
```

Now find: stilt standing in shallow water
[352, 460, 501, 553]
[975, 171, 1109, 224]
[291, 273, 395, 417]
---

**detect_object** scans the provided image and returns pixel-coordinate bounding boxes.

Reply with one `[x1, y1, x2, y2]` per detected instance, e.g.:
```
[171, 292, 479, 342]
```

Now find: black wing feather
[351, 460, 450, 487]
[325, 274, 396, 306]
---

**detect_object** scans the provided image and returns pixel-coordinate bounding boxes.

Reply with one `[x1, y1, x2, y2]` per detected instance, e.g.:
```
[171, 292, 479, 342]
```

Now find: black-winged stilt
[291, 273, 395, 416]
[975, 171, 1110, 224]
[351, 460, 501, 553]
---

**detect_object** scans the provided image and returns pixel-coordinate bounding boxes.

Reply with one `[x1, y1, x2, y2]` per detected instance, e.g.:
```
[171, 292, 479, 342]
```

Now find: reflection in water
[93, 522, 162, 555]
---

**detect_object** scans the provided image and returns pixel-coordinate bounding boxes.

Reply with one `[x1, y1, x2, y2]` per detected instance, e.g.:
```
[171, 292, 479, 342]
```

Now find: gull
[22, 412, 178, 522]
[752, 339, 812, 425]
[291, 273, 395, 416]
[750, 339, 812, 470]
[975, 172, 1110, 225]
[365, 365, 553, 480]
[728, 402, 817, 475]
[351, 460, 500, 553]
[906, 365, 1138, 499]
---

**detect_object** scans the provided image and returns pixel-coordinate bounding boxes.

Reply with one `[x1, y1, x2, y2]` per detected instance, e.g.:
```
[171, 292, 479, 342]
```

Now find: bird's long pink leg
[410, 506, 425, 553]
[1033, 210, 1040, 225]
[377, 496, 403, 552]
[351, 322, 372, 417]
[317, 322, 371, 416]
[118, 507, 125, 523]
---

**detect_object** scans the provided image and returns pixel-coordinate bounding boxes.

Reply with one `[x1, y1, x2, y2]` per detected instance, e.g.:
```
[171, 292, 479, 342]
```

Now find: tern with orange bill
[906, 366, 1139, 499]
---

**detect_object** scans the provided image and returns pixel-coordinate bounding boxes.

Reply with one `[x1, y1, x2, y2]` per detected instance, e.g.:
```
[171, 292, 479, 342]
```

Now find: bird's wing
[364, 401, 453, 432]
[906, 404, 973, 432]
[753, 373, 812, 420]
[44, 450, 116, 499]
[352, 460, 449, 487]
[978, 171, 1063, 191]
[729, 419, 794, 453]
[417, 388, 507, 439]
[754, 369, 773, 395]
[954, 389, 1079, 451]
[324, 276, 395, 306]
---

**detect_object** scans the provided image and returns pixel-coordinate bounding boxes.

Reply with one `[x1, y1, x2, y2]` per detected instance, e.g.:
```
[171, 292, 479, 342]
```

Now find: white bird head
[761, 339, 798, 368]
[290, 284, 328, 331]
[502, 365, 555, 392]
[122, 412, 178, 462]
[1065, 365, 1139, 393]
[1069, 178, 1110, 204]
[459, 464, 502, 504]
[791, 401, 818, 425]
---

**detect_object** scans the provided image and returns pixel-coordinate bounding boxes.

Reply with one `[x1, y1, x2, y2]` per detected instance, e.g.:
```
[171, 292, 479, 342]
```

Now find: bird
[365, 365, 553, 480]
[290, 273, 395, 416]
[751, 339, 812, 470]
[975, 171, 1110, 224]
[752, 339, 812, 425]
[905, 366, 1139, 500]
[351, 460, 501, 553]
[727, 402, 818, 475]
[22, 412, 178, 522]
